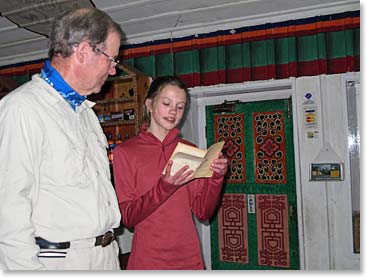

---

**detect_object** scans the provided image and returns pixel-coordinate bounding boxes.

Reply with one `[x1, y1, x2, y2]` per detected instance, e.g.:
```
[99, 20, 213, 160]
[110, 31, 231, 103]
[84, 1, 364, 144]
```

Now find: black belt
[35, 231, 115, 249]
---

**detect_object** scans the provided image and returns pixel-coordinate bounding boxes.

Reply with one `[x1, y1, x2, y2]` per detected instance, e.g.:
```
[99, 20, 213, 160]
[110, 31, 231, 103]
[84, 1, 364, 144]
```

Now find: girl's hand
[210, 153, 228, 176]
[163, 160, 194, 186]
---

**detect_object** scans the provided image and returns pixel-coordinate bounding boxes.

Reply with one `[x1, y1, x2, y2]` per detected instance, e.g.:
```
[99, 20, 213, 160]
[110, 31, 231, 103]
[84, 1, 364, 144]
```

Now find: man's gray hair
[48, 8, 124, 58]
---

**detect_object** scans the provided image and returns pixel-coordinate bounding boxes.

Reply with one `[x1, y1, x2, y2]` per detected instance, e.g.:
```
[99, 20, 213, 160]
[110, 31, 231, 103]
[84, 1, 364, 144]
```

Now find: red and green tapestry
[0, 10, 360, 88]
[253, 111, 287, 184]
[218, 193, 248, 264]
[207, 99, 299, 270]
[214, 113, 246, 183]
[121, 10, 359, 86]
[256, 194, 290, 268]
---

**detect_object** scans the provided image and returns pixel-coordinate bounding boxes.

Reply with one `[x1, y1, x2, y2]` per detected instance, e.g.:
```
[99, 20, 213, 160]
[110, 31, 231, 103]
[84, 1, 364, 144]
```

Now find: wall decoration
[218, 193, 248, 264]
[256, 194, 290, 268]
[309, 163, 344, 181]
[253, 111, 287, 184]
[214, 113, 245, 183]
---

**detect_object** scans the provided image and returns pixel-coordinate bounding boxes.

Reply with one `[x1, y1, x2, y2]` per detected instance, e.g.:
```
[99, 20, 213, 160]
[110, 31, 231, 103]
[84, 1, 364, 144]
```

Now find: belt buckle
[101, 231, 114, 247]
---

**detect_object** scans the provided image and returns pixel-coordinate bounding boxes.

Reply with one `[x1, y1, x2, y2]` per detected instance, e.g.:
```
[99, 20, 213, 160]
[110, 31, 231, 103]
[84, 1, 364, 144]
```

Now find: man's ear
[74, 41, 91, 64]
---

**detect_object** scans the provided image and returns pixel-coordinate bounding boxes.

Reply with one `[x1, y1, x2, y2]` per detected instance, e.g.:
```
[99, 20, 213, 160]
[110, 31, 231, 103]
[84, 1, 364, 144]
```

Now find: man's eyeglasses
[90, 44, 121, 68]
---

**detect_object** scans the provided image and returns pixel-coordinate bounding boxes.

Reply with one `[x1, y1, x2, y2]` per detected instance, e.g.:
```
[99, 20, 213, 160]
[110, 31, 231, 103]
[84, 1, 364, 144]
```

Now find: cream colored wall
[182, 73, 360, 270]
[294, 74, 360, 269]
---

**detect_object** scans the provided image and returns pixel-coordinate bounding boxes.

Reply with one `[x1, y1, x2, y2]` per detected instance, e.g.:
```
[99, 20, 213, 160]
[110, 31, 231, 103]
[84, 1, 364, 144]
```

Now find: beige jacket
[0, 75, 121, 269]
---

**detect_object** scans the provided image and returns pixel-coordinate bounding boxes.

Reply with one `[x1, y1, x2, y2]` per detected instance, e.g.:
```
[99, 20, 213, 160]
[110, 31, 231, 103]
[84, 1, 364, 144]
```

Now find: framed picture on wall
[309, 163, 344, 181]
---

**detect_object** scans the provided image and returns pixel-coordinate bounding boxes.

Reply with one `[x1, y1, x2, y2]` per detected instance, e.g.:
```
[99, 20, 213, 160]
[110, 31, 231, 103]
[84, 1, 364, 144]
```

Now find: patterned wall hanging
[256, 194, 290, 268]
[218, 193, 248, 264]
[253, 111, 287, 184]
[214, 113, 245, 183]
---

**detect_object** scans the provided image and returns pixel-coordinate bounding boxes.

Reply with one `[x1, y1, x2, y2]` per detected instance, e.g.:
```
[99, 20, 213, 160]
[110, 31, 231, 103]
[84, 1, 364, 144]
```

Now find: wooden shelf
[101, 119, 135, 127]
[91, 63, 151, 166]
[90, 63, 150, 164]
[94, 97, 135, 105]
[107, 75, 134, 82]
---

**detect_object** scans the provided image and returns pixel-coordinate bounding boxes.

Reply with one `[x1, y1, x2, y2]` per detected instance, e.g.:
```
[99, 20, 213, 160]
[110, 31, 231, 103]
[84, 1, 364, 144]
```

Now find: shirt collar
[40, 59, 86, 111]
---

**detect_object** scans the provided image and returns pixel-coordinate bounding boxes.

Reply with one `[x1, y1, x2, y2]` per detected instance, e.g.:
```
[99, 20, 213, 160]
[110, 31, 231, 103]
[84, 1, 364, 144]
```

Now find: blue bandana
[40, 59, 86, 111]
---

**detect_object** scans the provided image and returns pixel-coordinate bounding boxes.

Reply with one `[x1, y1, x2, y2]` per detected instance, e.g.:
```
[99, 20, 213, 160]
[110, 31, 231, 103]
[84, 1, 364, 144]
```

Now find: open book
[163, 141, 225, 178]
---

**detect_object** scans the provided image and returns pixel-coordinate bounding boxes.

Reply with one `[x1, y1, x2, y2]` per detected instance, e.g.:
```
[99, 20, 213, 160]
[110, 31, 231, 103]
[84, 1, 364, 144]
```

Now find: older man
[0, 8, 123, 270]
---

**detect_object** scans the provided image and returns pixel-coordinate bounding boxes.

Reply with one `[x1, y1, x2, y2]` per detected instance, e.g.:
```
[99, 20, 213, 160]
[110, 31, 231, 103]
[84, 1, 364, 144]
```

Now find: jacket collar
[139, 123, 180, 146]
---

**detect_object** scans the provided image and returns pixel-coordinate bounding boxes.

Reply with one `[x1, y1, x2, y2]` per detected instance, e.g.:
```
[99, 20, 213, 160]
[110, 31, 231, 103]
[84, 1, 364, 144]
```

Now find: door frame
[181, 78, 305, 269]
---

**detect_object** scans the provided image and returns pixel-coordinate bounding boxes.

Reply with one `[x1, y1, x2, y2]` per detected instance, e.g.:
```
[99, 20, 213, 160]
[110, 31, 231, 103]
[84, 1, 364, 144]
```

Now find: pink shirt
[113, 126, 224, 269]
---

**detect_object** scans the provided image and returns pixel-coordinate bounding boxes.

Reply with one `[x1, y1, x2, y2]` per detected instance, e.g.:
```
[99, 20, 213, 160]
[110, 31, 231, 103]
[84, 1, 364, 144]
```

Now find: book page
[194, 141, 225, 178]
[169, 152, 206, 176]
[170, 142, 207, 158]
[162, 142, 206, 175]
[163, 141, 225, 178]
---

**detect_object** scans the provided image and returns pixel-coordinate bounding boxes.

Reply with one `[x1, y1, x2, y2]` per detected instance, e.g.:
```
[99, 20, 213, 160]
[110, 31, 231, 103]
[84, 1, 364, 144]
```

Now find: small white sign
[247, 194, 255, 214]
[303, 92, 318, 130]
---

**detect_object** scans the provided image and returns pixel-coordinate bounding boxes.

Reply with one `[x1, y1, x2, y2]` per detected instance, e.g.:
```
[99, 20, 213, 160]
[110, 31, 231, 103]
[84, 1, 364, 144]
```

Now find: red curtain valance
[0, 10, 360, 88]
[122, 10, 360, 87]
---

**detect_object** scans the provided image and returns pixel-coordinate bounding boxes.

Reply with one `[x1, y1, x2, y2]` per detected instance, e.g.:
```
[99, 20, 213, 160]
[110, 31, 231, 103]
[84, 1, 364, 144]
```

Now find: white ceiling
[0, 0, 360, 67]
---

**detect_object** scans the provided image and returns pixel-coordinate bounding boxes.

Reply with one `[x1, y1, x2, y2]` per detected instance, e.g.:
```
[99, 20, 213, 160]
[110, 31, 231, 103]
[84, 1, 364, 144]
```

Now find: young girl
[113, 76, 228, 269]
